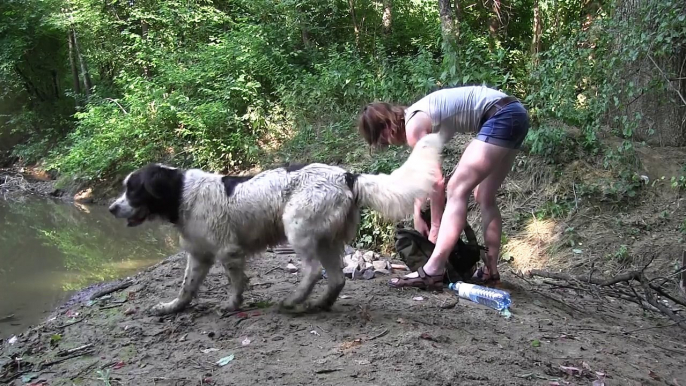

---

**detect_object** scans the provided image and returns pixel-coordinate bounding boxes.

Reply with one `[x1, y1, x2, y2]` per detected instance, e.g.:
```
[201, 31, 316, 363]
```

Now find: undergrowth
[1, 0, 684, 255]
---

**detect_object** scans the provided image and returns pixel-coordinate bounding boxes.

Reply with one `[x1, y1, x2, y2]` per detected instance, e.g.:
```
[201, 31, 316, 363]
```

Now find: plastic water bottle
[448, 281, 512, 311]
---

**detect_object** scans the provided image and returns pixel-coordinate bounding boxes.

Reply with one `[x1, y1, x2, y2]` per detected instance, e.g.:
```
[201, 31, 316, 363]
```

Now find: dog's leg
[310, 243, 346, 311]
[150, 252, 213, 316]
[280, 249, 323, 310]
[218, 251, 248, 312]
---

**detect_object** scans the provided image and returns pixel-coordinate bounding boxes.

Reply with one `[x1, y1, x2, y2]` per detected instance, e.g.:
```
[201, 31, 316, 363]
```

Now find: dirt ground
[1, 248, 685, 386]
[2, 138, 686, 385]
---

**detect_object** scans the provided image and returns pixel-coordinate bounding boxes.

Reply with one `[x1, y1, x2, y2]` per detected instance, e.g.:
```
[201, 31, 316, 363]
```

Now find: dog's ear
[143, 166, 181, 200]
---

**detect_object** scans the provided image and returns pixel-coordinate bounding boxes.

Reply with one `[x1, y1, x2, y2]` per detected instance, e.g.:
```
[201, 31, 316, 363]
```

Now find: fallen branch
[530, 269, 640, 286]
[40, 350, 95, 369]
[529, 257, 686, 330]
[89, 280, 134, 300]
[56, 318, 84, 329]
[367, 329, 389, 341]
[681, 251, 685, 295]
[57, 343, 94, 357]
[639, 274, 686, 330]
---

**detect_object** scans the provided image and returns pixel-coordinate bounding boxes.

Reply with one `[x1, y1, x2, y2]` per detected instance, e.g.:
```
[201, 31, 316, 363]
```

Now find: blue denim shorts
[476, 101, 530, 149]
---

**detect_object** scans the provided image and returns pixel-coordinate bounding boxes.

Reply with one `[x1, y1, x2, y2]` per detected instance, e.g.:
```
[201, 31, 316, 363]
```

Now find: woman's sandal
[471, 266, 501, 286]
[388, 266, 444, 291]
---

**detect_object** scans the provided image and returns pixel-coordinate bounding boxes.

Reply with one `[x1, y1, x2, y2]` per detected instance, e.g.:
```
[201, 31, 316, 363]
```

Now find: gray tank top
[404, 86, 507, 143]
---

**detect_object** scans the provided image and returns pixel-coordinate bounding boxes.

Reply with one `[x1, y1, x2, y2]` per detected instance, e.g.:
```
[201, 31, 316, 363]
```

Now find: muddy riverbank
[2, 247, 685, 386]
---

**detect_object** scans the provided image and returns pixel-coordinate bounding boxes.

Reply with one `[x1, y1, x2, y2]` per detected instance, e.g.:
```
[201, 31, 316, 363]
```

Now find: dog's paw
[307, 298, 335, 312]
[219, 298, 242, 313]
[148, 300, 180, 316]
[276, 299, 308, 314]
[277, 299, 295, 311]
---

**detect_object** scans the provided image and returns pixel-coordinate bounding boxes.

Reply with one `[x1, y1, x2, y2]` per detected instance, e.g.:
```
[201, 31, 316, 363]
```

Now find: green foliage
[523, 125, 580, 163]
[355, 208, 396, 254]
[1, 0, 685, 251]
[534, 199, 573, 220]
[527, 0, 686, 150]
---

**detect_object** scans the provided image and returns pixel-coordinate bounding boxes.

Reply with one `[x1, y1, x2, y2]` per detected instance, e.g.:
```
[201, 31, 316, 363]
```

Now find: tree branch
[648, 54, 686, 106]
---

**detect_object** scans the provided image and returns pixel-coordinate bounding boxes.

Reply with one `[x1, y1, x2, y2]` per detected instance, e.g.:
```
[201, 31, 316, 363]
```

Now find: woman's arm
[428, 167, 445, 243]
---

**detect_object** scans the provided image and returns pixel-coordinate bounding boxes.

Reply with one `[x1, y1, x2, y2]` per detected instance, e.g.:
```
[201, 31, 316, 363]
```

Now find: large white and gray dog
[109, 133, 443, 315]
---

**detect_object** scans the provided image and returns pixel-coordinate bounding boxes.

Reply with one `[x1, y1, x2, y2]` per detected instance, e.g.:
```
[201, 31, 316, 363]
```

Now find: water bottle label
[457, 282, 476, 298]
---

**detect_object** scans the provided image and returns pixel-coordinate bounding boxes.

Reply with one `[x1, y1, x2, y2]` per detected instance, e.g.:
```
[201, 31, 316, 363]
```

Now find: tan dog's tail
[352, 133, 443, 220]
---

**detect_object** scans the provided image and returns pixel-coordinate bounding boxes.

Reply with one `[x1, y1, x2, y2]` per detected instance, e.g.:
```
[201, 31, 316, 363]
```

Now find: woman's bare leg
[390, 139, 513, 283]
[473, 150, 518, 280]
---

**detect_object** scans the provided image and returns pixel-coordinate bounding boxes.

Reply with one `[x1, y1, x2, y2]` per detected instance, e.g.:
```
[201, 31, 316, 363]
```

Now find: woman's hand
[414, 216, 430, 238]
[428, 225, 439, 244]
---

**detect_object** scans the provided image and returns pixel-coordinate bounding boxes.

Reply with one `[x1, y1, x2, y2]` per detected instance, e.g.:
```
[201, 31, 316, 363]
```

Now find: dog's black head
[109, 163, 184, 227]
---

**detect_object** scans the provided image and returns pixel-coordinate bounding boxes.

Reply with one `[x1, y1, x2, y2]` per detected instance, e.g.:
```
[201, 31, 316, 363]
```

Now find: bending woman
[357, 85, 529, 289]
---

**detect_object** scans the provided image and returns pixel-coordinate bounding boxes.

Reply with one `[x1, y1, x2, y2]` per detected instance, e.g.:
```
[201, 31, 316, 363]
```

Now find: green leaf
[531, 339, 541, 348]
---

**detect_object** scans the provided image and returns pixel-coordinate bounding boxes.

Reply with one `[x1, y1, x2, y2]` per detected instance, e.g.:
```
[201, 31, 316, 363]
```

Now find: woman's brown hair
[357, 102, 406, 146]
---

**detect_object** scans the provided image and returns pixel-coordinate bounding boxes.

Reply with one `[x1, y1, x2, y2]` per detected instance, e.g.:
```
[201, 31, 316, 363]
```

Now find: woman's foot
[388, 266, 444, 291]
[471, 266, 501, 286]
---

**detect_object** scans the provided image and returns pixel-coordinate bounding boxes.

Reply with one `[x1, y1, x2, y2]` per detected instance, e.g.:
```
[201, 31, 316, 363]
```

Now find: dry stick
[57, 318, 84, 329]
[57, 343, 94, 357]
[368, 329, 389, 341]
[649, 284, 686, 308]
[40, 350, 95, 369]
[681, 250, 686, 295]
[623, 321, 682, 334]
[529, 269, 641, 286]
[89, 280, 134, 300]
[648, 54, 686, 106]
[639, 274, 686, 331]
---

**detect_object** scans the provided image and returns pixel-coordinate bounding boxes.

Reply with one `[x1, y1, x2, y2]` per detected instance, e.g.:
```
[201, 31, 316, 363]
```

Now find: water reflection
[0, 195, 178, 339]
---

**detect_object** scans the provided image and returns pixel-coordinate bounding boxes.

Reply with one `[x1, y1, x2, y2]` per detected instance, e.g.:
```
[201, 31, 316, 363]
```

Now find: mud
[2, 249, 685, 386]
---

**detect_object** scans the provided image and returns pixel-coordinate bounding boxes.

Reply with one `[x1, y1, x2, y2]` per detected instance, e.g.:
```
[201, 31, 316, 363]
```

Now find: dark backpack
[393, 208, 486, 283]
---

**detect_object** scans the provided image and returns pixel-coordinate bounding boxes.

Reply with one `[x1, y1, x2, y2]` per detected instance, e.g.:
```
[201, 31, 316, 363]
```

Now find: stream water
[0, 195, 178, 339]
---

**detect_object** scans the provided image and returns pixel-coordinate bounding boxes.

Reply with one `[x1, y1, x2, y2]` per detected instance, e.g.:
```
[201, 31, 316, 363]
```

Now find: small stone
[343, 254, 356, 267]
[391, 263, 410, 272]
[362, 251, 376, 263]
[362, 269, 375, 280]
[352, 250, 364, 262]
[365, 262, 373, 270]
[343, 266, 357, 278]
[286, 263, 298, 273]
[413, 296, 424, 301]
[372, 260, 389, 271]
[439, 299, 458, 309]
[344, 245, 356, 255]
[352, 268, 366, 280]
[74, 188, 94, 203]
[374, 269, 390, 276]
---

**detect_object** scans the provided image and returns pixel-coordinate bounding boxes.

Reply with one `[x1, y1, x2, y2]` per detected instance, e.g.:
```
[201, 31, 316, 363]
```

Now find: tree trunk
[532, 0, 542, 62]
[67, 30, 82, 96]
[453, 0, 463, 20]
[488, 0, 503, 49]
[438, 0, 456, 43]
[612, 0, 686, 146]
[14, 65, 46, 102]
[71, 28, 93, 96]
[51, 70, 60, 99]
[141, 20, 150, 79]
[347, 0, 360, 49]
[382, 0, 392, 35]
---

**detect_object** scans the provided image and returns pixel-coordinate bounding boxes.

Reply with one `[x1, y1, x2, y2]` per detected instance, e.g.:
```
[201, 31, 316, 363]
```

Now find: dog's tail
[352, 133, 444, 220]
